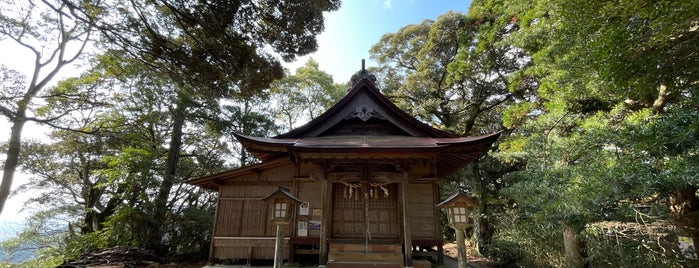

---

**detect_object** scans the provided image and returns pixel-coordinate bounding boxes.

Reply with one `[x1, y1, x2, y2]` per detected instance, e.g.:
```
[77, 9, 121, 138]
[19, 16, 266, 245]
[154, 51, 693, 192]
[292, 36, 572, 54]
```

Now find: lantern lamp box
[436, 190, 479, 227]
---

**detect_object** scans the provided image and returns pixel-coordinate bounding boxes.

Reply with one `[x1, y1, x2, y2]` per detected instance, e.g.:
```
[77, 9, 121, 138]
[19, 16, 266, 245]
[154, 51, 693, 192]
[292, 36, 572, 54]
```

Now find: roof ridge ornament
[345, 103, 386, 121]
[350, 59, 377, 88]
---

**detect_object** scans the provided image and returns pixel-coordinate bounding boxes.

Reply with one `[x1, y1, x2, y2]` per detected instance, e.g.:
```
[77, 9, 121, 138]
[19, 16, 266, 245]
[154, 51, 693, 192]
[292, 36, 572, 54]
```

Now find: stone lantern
[262, 186, 304, 268]
[437, 190, 478, 268]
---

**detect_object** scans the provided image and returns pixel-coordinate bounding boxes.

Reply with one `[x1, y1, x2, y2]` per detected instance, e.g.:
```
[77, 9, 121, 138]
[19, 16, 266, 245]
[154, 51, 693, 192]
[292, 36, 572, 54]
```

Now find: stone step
[327, 260, 403, 268]
[328, 251, 404, 263]
[329, 243, 402, 253]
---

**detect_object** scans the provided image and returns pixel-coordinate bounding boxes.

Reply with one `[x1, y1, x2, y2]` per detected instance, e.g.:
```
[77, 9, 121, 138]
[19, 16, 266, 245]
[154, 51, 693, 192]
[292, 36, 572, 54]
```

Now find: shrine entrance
[331, 182, 400, 242]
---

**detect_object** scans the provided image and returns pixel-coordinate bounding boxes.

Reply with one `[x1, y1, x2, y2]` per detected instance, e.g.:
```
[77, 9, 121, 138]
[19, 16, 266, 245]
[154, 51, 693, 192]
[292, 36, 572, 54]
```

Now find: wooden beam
[433, 181, 444, 265]
[401, 179, 413, 267]
[319, 176, 331, 266]
[218, 197, 262, 201]
[209, 190, 223, 262]
[218, 180, 296, 186]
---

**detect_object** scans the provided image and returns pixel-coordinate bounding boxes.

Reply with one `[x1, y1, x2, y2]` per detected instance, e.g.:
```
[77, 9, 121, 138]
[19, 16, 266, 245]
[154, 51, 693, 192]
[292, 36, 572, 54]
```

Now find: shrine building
[187, 65, 501, 267]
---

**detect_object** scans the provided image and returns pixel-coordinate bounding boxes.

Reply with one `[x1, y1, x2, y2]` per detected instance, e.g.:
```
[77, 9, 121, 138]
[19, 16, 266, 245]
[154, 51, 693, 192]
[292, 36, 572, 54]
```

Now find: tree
[369, 9, 533, 252]
[4, 50, 229, 263]
[0, 0, 94, 214]
[65, 0, 342, 97]
[270, 58, 345, 131]
[370, 11, 530, 134]
[495, 0, 698, 266]
[3, 0, 343, 261]
[62, 0, 341, 250]
[207, 95, 278, 166]
[73, 51, 226, 258]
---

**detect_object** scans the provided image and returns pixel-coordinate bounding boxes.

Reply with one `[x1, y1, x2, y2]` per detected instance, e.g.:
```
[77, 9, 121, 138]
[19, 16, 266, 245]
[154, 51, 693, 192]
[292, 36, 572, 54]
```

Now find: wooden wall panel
[263, 167, 292, 181]
[216, 185, 282, 237]
[211, 162, 308, 260]
[213, 238, 288, 260]
[406, 182, 438, 239]
[252, 247, 276, 259]
[214, 246, 247, 259]
[215, 200, 243, 236]
[240, 201, 269, 237]
[297, 182, 321, 204]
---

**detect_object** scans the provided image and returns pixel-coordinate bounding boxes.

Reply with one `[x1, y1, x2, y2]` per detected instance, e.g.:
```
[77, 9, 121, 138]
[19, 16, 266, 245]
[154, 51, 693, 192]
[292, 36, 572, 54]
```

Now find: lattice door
[331, 183, 399, 240]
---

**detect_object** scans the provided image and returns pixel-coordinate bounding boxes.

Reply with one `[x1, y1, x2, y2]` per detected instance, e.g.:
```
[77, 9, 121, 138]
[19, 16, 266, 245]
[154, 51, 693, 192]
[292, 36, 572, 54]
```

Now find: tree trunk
[562, 223, 585, 268]
[475, 167, 491, 253]
[148, 94, 187, 251]
[474, 161, 494, 254]
[670, 187, 699, 265]
[475, 199, 492, 254]
[0, 110, 27, 214]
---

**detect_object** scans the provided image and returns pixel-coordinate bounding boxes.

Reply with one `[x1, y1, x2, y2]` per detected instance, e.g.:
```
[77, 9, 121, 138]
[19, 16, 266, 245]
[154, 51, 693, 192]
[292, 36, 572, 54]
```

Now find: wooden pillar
[400, 181, 413, 267]
[274, 223, 287, 268]
[208, 197, 222, 262]
[433, 182, 444, 265]
[319, 178, 331, 267]
[455, 227, 467, 268]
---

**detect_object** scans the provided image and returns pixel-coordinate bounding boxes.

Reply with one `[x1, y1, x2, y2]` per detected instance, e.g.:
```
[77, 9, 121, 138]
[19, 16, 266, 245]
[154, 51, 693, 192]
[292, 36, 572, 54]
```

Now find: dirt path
[442, 242, 501, 268]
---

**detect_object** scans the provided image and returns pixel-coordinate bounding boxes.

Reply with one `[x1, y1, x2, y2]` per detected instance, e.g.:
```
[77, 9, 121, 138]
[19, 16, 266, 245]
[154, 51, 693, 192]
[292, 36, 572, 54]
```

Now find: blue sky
[284, 0, 471, 83]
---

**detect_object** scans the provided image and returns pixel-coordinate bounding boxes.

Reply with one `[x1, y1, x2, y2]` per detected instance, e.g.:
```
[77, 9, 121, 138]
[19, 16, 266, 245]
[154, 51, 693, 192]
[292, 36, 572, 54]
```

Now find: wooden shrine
[187, 65, 501, 267]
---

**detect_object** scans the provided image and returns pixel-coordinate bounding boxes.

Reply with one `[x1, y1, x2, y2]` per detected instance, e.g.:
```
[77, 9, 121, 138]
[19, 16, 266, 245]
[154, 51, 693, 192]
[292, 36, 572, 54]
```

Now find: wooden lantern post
[262, 186, 304, 268]
[437, 190, 478, 268]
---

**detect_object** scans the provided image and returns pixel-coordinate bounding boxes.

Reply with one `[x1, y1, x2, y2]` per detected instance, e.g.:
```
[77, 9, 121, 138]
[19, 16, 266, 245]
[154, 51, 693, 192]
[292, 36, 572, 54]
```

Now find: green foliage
[583, 220, 684, 268]
[68, 0, 341, 98]
[0, 65, 26, 118]
[0, 0, 94, 214]
[488, 210, 564, 267]
[0, 210, 73, 267]
[269, 58, 345, 131]
[370, 7, 533, 253]
[371, 11, 525, 133]
[484, 0, 699, 265]
[4, 0, 342, 265]
[482, 239, 534, 267]
[167, 206, 215, 261]
[62, 231, 110, 258]
[6, 49, 225, 263]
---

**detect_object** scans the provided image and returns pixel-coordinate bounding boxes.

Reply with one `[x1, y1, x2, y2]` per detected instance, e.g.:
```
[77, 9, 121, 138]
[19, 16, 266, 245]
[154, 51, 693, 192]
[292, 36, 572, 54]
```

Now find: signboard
[299, 202, 309, 215]
[679, 236, 698, 260]
[309, 220, 321, 230]
[297, 221, 308, 236]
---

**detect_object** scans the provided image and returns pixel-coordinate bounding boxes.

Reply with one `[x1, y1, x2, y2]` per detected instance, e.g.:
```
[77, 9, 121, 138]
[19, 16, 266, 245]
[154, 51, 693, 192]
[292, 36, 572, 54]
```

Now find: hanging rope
[364, 193, 371, 249]
[341, 181, 362, 200]
[341, 181, 390, 199]
[369, 182, 390, 198]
